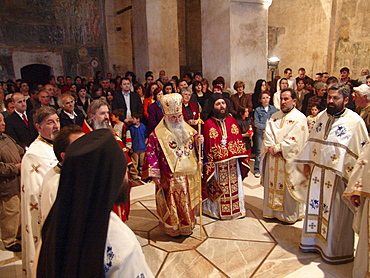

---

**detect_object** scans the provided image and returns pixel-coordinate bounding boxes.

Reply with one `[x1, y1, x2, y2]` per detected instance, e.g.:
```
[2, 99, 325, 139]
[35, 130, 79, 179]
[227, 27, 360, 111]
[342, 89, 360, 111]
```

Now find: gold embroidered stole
[267, 155, 286, 211]
[155, 119, 198, 175]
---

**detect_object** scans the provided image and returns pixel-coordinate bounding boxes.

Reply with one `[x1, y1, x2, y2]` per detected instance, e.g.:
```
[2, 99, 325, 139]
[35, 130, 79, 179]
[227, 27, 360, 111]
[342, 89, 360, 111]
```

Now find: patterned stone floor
[0, 171, 354, 277]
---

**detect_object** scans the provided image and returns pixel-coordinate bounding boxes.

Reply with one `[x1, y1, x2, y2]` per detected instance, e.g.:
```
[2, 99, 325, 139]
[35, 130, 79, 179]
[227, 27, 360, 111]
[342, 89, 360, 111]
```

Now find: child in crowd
[254, 92, 277, 178]
[111, 109, 132, 148]
[129, 112, 148, 181]
[236, 106, 253, 163]
[307, 104, 320, 133]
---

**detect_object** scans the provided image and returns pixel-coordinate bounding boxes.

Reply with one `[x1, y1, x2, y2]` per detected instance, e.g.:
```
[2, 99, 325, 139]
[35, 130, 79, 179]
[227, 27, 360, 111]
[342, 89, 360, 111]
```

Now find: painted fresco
[0, 0, 105, 80]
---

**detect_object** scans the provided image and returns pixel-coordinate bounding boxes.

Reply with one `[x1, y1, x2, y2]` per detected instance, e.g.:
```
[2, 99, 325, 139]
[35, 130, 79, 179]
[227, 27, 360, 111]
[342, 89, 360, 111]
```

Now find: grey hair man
[21, 106, 60, 277]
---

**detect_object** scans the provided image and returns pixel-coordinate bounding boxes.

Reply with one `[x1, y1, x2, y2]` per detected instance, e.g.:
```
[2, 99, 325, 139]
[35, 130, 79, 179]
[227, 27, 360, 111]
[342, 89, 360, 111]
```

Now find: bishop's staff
[196, 114, 204, 238]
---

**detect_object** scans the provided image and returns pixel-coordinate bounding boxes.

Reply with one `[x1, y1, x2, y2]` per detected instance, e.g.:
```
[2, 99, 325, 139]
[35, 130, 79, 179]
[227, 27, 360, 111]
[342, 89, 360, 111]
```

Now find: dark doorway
[21, 64, 51, 89]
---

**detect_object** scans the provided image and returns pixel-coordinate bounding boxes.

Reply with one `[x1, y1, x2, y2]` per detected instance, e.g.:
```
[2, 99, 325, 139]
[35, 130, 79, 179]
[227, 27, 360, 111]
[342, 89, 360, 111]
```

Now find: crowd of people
[1, 66, 370, 277]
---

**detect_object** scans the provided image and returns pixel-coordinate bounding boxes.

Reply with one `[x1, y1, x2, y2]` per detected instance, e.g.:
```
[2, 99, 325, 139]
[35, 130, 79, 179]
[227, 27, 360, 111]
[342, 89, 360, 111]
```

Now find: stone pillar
[132, 0, 180, 82]
[201, 0, 271, 91]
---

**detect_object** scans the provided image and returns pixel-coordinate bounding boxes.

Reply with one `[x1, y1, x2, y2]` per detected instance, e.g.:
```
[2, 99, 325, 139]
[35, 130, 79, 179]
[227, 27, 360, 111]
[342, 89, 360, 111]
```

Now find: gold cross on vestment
[31, 164, 41, 173]
[355, 181, 362, 188]
[312, 149, 317, 156]
[358, 160, 367, 168]
[269, 166, 274, 172]
[347, 166, 354, 173]
[308, 222, 316, 229]
[312, 176, 319, 184]
[330, 154, 337, 162]
[30, 202, 38, 211]
[325, 181, 332, 189]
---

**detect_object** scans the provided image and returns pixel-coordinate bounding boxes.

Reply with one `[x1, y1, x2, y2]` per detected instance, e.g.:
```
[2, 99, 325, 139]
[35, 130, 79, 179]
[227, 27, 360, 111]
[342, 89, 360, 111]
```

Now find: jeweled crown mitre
[160, 93, 182, 115]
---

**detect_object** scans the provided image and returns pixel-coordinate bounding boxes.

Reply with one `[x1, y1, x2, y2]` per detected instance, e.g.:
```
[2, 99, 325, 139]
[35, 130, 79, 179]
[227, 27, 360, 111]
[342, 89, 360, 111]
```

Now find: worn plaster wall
[268, 0, 370, 78]
[105, 0, 133, 77]
[268, 0, 333, 78]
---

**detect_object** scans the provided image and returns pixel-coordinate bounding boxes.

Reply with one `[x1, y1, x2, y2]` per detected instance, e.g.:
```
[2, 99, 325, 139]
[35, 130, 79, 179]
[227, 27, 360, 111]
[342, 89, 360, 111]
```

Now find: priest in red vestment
[202, 94, 249, 219]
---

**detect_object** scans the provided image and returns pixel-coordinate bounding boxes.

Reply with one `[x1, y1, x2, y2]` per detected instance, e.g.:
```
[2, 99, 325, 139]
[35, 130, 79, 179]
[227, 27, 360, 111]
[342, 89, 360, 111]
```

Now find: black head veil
[37, 129, 127, 278]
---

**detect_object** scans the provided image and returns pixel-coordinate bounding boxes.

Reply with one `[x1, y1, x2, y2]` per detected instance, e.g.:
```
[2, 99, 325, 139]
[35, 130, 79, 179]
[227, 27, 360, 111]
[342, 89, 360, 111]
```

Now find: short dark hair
[366, 75, 370, 79]
[298, 68, 305, 72]
[131, 112, 142, 120]
[281, 88, 297, 99]
[326, 76, 338, 85]
[53, 125, 83, 162]
[340, 67, 350, 73]
[284, 68, 292, 74]
[112, 109, 125, 122]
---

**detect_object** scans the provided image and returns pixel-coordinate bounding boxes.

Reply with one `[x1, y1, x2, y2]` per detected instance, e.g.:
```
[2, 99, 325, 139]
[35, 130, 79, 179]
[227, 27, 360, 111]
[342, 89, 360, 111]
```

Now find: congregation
[1, 66, 370, 277]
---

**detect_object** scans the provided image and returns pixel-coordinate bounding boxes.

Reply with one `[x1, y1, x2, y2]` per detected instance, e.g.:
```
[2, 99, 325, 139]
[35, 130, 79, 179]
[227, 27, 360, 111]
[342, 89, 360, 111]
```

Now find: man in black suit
[112, 77, 143, 124]
[5, 93, 38, 149]
[58, 93, 85, 128]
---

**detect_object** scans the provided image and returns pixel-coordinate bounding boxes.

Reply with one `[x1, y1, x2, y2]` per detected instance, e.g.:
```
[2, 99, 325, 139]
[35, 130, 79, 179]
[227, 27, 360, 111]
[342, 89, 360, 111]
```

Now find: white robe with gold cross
[261, 107, 308, 223]
[343, 142, 370, 277]
[296, 109, 369, 264]
[21, 136, 58, 277]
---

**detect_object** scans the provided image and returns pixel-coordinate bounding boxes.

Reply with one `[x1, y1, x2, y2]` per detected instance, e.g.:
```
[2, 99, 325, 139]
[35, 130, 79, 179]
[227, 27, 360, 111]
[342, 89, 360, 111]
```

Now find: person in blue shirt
[253, 92, 277, 178]
[129, 112, 148, 181]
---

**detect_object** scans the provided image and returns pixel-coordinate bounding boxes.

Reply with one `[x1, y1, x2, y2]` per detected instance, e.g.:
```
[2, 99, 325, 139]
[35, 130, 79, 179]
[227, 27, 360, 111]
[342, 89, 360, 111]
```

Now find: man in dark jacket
[58, 93, 85, 128]
[0, 113, 24, 252]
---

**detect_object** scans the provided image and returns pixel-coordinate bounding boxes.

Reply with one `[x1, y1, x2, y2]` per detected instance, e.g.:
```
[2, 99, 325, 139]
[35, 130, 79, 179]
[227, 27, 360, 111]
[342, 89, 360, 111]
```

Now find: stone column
[201, 0, 271, 91]
[132, 0, 180, 82]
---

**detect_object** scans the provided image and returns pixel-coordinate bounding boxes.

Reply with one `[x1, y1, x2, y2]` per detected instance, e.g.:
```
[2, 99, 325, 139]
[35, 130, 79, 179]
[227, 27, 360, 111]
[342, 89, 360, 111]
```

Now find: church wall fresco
[0, 0, 105, 80]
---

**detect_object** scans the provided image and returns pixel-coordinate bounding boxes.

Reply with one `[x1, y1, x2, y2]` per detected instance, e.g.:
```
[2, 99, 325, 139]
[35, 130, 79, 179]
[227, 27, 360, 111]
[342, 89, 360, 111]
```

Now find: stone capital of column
[231, 0, 273, 8]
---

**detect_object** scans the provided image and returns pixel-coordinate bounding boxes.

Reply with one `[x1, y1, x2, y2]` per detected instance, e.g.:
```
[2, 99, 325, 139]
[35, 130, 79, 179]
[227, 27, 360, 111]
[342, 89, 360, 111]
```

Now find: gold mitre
[160, 93, 182, 115]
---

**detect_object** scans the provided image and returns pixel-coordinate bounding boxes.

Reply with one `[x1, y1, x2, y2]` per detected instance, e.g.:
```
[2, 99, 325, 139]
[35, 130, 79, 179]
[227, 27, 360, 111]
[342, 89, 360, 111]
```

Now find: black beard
[326, 104, 344, 115]
[213, 109, 228, 119]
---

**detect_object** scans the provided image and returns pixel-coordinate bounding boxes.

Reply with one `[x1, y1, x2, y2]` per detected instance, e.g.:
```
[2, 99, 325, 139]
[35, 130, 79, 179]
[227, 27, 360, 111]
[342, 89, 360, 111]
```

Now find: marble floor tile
[253, 246, 320, 278]
[204, 210, 275, 242]
[197, 238, 275, 277]
[126, 201, 159, 232]
[149, 226, 206, 252]
[141, 245, 167, 276]
[133, 230, 150, 247]
[158, 250, 227, 278]
[139, 198, 158, 218]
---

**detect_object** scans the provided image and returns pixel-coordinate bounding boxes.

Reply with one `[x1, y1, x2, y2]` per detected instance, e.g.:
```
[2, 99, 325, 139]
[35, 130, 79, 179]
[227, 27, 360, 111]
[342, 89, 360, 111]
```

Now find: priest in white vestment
[262, 88, 309, 223]
[21, 107, 60, 277]
[343, 142, 370, 277]
[296, 84, 369, 264]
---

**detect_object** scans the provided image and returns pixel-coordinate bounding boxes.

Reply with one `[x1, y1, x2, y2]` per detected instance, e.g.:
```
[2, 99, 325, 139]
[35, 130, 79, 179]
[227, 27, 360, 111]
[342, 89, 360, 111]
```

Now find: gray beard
[165, 119, 190, 146]
[92, 119, 112, 130]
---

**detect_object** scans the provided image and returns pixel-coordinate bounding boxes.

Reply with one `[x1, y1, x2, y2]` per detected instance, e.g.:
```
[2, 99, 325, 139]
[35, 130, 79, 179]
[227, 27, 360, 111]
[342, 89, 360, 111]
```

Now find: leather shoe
[5, 243, 21, 252]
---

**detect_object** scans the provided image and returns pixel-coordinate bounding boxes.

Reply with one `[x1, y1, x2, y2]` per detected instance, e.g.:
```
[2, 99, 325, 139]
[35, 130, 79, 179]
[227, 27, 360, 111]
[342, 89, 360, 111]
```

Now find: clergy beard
[326, 103, 345, 115]
[92, 118, 112, 130]
[165, 118, 190, 146]
[213, 109, 228, 119]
